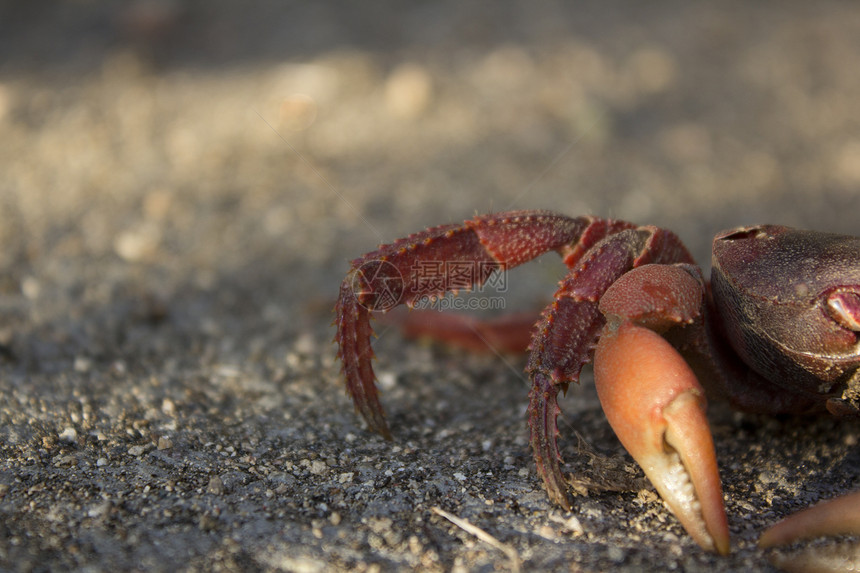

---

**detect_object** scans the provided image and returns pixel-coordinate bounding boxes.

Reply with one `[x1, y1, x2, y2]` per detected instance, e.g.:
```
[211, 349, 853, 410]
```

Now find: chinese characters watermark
[349, 260, 508, 312]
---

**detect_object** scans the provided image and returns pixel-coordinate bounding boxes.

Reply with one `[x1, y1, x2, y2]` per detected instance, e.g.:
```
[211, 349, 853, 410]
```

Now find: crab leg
[525, 231, 696, 511]
[759, 490, 860, 548]
[388, 310, 537, 354]
[335, 211, 620, 437]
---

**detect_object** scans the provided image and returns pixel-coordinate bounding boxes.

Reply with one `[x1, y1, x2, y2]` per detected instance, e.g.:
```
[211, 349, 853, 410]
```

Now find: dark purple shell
[711, 225, 860, 397]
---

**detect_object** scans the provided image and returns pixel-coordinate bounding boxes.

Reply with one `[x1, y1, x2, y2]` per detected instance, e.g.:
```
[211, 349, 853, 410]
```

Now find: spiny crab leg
[759, 490, 860, 548]
[525, 234, 696, 515]
[594, 320, 730, 554]
[335, 211, 612, 438]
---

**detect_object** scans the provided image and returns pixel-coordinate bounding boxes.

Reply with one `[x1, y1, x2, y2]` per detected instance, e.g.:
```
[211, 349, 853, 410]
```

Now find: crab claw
[759, 490, 860, 548]
[594, 321, 730, 554]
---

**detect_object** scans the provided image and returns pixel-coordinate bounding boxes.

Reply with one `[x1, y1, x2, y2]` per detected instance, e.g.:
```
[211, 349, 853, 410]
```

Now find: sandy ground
[1, 1, 859, 571]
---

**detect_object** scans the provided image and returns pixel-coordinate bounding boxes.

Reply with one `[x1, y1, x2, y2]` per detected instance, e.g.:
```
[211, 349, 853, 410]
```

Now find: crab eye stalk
[826, 290, 860, 332]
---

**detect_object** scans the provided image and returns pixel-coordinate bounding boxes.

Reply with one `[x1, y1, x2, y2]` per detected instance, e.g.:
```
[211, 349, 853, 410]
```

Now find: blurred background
[3, 1, 858, 319]
[1, 2, 859, 571]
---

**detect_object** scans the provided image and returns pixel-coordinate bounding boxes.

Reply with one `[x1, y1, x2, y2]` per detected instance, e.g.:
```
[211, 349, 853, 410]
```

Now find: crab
[333, 210, 860, 554]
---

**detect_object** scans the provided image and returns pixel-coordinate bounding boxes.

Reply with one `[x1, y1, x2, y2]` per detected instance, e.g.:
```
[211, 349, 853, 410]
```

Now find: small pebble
[161, 398, 176, 416]
[74, 357, 92, 373]
[537, 525, 557, 540]
[59, 427, 77, 443]
[310, 460, 327, 475]
[128, 445, 146, 456]
[206, 475, 225, 495]
[114, 225, 161, 261]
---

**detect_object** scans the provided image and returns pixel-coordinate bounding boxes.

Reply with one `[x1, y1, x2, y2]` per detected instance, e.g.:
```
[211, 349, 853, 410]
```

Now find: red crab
[333, 210, 860, 554]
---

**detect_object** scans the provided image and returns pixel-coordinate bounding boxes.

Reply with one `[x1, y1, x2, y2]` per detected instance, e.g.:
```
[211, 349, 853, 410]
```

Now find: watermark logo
[351, 259, 508, 312]
[410, 260, 506, 293]
[349, 260, 404, 311]
[414, 294, 507, 312]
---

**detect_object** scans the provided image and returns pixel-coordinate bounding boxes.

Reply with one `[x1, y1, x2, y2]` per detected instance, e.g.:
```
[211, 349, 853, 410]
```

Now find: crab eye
[826, 291, 860, 332]
[717, 226, 771, 243]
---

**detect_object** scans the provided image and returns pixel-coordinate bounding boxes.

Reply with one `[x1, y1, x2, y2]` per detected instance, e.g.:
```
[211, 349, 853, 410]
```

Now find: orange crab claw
[759, 490, 860, 548]
[594, 321, 730, 554]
